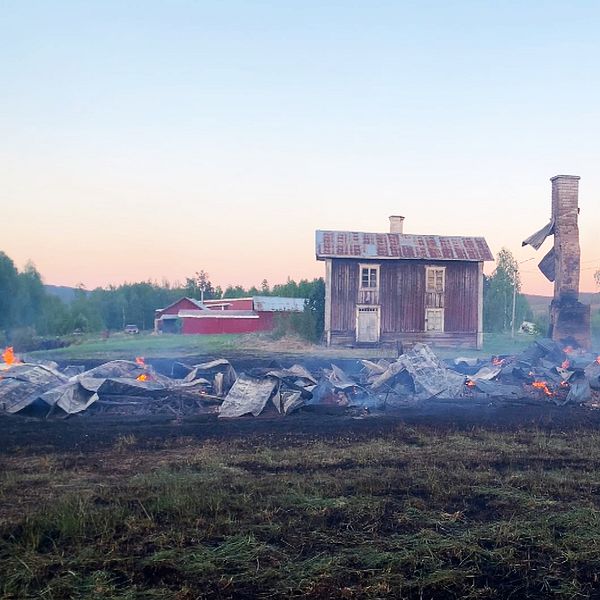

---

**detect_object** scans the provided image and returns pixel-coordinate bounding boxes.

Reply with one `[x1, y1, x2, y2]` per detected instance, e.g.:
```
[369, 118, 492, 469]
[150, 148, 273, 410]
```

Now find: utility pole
[511, 258, 534, 338]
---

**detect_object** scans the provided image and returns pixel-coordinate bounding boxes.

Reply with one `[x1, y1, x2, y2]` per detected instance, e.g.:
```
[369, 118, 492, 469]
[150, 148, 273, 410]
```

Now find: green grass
[3, 425, 600, 598]
[29, 331, 542, 362]
[29, 332, 241, 360]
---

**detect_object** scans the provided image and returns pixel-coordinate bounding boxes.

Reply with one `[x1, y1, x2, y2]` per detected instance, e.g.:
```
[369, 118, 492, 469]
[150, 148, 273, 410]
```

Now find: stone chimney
[389, 215, 405, 234]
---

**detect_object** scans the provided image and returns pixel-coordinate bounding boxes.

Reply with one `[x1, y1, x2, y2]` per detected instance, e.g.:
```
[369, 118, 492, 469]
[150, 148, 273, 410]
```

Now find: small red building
[154, 296, 306, 335]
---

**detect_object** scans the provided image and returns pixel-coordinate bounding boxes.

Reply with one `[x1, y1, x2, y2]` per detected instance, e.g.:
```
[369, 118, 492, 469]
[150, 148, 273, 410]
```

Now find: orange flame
[492, 357, 504, 367]
[2, 347, 20, 366]
[465, 380, 476, 388]
[135, 357, 145, 367]
[563, 346, 575, 354]
[136, 373, 149, 382]
[561, 360, 570, 369]
[596, 356, 600, 365]
[532, 381, 553, 396]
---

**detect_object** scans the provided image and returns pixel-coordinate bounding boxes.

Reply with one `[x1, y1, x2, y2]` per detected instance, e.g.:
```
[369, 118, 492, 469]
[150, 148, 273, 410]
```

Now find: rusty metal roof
[316, 230, 493, 262]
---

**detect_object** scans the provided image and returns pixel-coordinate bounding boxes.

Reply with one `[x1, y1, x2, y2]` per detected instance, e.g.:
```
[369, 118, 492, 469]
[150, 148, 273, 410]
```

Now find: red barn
[154, 296, 306, 335]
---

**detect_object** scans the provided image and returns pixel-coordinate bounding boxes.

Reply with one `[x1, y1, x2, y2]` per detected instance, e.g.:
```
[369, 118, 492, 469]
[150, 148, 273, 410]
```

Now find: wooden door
[356, 306, 380, 343]
[425, 308, 444, 332]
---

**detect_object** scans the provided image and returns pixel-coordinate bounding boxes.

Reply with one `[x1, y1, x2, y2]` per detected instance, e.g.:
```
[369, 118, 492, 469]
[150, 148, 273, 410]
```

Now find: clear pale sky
[2, 1, 599, 295]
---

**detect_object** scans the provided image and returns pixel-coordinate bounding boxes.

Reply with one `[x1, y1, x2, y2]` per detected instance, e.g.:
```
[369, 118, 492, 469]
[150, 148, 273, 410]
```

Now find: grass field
[29, 331, 540, 362]
[3, 416, 600, 599]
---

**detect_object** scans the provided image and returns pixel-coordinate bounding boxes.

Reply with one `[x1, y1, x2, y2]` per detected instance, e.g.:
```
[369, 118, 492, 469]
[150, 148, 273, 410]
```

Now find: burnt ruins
[523, 175, 591, 349]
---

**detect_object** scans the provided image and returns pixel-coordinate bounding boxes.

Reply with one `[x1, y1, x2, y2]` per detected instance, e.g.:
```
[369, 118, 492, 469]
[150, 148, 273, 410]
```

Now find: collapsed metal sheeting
[2, 340, 600, 420]
[183, 359, 237, 397]
[219, 376, 278, 418]
[0, 364, 67, 414]
[42, 376, 168, 415]
[0, 358, 240, 417]
[365, 344, 465, 401]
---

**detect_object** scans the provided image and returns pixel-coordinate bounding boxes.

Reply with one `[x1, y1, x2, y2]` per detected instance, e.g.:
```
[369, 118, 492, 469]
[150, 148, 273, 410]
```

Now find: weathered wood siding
[444, 262, 479, 332]
[380, 262, 425, 333]
[330, 259, 479, 342]
[330, 259, 360, 332]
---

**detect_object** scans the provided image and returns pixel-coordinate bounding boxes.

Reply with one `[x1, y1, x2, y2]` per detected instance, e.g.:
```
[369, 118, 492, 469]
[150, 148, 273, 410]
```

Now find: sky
[1, 0, 599, 295]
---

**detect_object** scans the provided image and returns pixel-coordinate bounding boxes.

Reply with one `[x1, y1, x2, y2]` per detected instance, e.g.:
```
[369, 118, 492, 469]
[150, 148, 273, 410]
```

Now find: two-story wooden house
[316, 216, 494, 348]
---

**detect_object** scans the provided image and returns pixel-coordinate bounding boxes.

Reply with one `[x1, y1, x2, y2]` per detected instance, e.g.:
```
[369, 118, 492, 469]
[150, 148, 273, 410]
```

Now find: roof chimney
[389, 215, 404, 234]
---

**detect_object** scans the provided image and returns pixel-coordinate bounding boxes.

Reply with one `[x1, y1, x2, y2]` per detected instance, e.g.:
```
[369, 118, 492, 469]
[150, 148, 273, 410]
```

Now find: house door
[425, 308, 444, 332]
[356, 306, 380, 343]
[425, 267, 445, 332]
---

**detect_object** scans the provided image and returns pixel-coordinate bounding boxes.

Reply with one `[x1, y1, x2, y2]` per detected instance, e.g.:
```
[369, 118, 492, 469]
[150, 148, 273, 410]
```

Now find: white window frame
[425, 266, 446, 293]
[359, 263, 380, 291]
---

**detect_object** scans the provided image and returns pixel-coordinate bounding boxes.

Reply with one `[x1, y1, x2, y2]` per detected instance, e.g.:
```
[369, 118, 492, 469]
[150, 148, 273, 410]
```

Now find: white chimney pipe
[389, 215, 405, 234]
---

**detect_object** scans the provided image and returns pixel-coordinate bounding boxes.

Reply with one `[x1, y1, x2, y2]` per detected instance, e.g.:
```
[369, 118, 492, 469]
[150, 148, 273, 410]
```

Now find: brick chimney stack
[548, 174, 590, 349]
[389, 215, 405, 234]
[551, 175, 581, 302]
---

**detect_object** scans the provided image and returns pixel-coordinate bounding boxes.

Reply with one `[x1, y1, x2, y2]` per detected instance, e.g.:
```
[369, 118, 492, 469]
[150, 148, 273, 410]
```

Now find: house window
[426, 267, 445, 293]
[360, 264, 379, 289]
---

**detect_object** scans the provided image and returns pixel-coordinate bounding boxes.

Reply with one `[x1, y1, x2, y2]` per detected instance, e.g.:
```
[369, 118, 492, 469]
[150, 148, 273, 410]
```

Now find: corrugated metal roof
[252, 296, 306, 312]
[315, 230, 493, 262]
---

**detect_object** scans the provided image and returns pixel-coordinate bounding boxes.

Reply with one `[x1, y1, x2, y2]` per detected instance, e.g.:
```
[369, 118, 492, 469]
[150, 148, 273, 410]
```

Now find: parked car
[519, 321, 538, 335]
[124, 324, 140, 334]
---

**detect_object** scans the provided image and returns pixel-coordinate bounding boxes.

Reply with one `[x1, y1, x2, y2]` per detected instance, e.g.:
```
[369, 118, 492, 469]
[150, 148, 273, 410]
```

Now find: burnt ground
[3, 401, 600, 455]
[4, 354, 600, 598]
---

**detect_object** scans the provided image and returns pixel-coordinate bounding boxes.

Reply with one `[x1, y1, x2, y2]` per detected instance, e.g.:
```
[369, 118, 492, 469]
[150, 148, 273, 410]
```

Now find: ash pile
[1, 340, 599, 420]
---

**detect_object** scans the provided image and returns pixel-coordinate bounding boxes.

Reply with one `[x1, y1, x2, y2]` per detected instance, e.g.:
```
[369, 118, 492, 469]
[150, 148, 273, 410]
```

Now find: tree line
[0, 252, 325, 345]
[0, 247, 542, 348]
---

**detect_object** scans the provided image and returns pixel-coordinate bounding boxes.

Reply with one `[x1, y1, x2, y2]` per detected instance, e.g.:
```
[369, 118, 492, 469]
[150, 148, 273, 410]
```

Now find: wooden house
[316, 216, 493, 348]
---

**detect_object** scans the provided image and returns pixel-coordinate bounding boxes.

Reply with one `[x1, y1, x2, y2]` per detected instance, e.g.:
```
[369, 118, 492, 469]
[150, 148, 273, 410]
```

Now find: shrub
[271, 309, 320, 343]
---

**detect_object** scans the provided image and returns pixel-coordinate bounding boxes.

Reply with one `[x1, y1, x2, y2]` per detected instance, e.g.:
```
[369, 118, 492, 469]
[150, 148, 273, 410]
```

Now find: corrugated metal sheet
[316, 231, 493, 262]
[252, 296, 306, 312]
[522, 219, 554, 251]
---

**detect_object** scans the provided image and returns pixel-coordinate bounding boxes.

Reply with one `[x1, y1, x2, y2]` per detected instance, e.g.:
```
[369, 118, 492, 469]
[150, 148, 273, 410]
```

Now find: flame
[596, 356, 600, 365]
[561, 359, 571, 369]
[466, 380, 476, 388]
[560, 381, 570, 389]
[563, 346, 575, 354]
[532, 381, 553, 396]
[136, 373, 149, 382]
[492, 357, 504, 367]
[2, 347, 20, 366]
[135, 357, 145, 367]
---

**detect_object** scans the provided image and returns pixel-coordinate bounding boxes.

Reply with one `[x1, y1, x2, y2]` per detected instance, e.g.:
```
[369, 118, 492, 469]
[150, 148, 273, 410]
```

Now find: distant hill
[524, 293, 600, 317]
[44, 285, 78, 303]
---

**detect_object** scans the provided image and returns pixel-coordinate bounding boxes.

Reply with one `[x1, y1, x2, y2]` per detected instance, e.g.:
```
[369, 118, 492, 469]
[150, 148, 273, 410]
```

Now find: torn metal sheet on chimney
[522, 219, 555, 251]
[538, 247, 556, 282]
